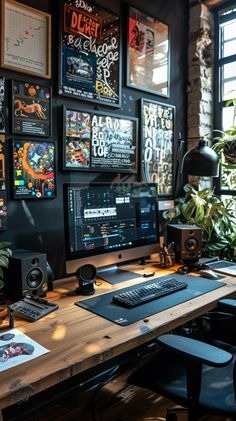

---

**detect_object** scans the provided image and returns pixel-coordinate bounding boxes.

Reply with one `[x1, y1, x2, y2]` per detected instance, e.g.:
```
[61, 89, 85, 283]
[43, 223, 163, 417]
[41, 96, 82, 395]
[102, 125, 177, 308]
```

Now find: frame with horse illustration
[12, 80, 52, 137]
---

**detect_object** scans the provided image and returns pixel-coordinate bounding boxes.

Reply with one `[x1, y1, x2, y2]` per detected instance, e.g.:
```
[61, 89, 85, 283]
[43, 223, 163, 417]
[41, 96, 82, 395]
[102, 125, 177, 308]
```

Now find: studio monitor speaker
[167, 224, 203, 263]
[5, 249, 48, 301]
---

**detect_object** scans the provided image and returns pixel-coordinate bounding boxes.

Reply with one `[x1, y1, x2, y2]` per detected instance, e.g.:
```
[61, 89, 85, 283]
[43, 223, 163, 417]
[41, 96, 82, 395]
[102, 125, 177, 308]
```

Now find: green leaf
[0, 280, 4, 289]
[0, 255, 9, 268]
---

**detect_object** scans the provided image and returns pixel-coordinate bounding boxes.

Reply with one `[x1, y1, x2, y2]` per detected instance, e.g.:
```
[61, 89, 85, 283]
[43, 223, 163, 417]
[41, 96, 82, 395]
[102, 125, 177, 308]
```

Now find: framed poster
[12, 139, 56, 199]
[59, 0, 121, 107]
[63, 107, 138, 173]
[0, 0, 51, 78]
[141, 98, 175, 196]
[127, 5, 169, 97]
[0, 78, 5, 134]
[12, 80, 52, 137]
[0, 135, 8, 230]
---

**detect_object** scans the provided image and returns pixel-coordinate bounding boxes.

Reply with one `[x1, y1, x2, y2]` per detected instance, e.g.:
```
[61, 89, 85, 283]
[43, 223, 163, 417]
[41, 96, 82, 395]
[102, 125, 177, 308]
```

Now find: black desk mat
[75, 274, 226, 326]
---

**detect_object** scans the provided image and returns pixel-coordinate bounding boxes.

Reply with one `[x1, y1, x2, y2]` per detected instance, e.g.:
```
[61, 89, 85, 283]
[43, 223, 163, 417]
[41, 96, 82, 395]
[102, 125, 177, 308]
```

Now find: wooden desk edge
[0, 269, 235, 411]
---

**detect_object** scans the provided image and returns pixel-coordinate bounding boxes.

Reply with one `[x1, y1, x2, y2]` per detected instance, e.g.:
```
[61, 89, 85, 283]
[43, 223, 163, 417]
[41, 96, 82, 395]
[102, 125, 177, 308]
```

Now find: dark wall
[0, 0, 188, 279]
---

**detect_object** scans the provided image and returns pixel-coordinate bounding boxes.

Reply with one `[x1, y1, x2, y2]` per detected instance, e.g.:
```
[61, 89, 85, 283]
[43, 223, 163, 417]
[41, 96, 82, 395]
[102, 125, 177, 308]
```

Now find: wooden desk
[0, 265, 236, 416]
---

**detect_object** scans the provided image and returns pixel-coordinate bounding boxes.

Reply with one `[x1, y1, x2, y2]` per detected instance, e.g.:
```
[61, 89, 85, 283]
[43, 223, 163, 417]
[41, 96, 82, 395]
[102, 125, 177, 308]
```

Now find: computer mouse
[199, 270, 219, 280]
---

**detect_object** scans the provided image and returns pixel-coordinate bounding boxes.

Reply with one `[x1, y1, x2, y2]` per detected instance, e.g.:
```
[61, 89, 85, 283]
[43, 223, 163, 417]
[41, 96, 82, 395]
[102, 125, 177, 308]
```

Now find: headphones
[75, 264, 96, 295]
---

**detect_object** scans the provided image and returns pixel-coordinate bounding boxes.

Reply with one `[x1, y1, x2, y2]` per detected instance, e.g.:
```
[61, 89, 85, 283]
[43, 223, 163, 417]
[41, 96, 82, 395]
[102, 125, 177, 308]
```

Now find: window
[215, 1, 236, 195]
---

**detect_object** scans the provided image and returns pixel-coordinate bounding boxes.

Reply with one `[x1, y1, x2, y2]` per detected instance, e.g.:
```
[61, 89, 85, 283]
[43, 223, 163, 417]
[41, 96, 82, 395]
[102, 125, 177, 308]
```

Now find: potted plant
[163, 184, 236, 261]
[0, 242, 12, 304]
[212, 97, 236, 164]
[212, 126, 236, 164]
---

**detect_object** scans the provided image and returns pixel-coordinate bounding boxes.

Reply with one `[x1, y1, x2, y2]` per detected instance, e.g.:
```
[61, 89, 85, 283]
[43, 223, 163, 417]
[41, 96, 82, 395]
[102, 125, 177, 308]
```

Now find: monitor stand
[97, 265, 142, 284]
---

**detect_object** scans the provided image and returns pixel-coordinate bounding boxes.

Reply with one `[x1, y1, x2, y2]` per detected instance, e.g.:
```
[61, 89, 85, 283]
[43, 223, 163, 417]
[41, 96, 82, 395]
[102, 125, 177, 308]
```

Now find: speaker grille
[26, 268, 44, 289]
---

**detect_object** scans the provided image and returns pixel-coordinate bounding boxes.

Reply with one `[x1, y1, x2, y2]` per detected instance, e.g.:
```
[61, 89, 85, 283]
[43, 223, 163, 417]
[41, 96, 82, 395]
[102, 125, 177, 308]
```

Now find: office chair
[128, 332, 236, 420]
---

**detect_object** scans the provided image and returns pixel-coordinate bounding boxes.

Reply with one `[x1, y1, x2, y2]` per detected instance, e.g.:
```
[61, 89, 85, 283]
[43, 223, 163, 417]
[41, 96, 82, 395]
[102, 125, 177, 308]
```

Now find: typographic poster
[0, 78, 5, 134]
[12, 81, 51, 137]
[0, 135, 7, 230]
[60, 0, 120, 106]
[141, 99, 175, 196]
[13, 140, 56, 199]
[64, 108, 137, 173]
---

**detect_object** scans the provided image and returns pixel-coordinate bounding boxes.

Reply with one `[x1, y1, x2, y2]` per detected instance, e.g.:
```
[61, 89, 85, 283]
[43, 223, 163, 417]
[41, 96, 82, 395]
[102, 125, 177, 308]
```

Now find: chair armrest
[218, 299, 236, 312]
[157, 334, 233, 367]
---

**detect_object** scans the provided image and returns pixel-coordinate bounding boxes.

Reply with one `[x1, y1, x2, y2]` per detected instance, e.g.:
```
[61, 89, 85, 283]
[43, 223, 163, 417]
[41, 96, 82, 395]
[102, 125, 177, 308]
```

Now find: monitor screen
[63, 182, 159, 278]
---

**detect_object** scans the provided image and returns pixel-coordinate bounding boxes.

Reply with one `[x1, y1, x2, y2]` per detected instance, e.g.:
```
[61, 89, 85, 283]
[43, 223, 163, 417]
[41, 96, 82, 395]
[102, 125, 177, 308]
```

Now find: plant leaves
[0, 255, 9, 268]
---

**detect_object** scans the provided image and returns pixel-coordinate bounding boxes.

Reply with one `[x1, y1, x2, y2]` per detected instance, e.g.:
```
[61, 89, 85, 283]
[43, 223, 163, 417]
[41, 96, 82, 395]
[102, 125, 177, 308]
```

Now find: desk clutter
[76, 274, 226, 326]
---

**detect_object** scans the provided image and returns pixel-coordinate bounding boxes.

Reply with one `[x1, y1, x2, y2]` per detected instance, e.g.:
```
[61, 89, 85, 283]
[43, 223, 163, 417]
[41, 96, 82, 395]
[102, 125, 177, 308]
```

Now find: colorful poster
[12, 81, 51, 137]
[59, 0, 120, 106]
[0, 77, 5, 133]
[63, 107, 137, 173]
[141, 99, 175, 196]
[0, 135, 7, 230]
[127, 6, 169, 97]
[65, 110, 91, 168]
[13, 140, 56, 199]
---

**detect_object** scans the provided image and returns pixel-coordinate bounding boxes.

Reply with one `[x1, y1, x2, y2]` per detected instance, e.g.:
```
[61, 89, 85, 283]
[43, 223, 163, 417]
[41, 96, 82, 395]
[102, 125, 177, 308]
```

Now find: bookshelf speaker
[167, 224, 203, 263]
[5, 249, 48, 301]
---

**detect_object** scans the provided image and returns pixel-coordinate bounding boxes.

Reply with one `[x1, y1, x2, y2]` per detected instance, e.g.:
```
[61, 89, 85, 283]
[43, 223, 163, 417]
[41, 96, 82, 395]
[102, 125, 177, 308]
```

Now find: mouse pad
[75, 274, 226, 326]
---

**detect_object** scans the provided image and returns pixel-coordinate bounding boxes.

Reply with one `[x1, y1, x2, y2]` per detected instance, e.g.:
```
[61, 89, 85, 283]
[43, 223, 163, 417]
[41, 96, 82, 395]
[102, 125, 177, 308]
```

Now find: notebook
[206, 260, 236, 276]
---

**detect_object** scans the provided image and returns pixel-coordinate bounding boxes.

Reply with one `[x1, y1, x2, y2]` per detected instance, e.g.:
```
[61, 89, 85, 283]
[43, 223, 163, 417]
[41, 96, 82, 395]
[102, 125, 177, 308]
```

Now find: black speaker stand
[75, 280, 95, 295]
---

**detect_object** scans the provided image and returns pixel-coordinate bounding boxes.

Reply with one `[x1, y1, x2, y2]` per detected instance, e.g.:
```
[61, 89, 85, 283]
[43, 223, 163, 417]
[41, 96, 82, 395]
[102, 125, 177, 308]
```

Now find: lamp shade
[181, 139, 219, 177]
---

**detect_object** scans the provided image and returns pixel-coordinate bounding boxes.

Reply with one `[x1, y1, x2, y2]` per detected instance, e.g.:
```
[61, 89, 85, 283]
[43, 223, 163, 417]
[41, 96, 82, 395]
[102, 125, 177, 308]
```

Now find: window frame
[214, 0, 236, 196]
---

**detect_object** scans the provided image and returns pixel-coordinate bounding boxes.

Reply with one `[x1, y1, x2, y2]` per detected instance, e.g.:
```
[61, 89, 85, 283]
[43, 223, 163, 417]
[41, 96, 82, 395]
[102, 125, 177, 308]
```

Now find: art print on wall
[0, 78, 6, 134]
[63, 107, 137, 173]
[59, 0, 121, 107]
[127, 6, 169, 97]
[0, 0, 51, 78]
[12, 81, 52, 137]
[0, 135, 8, 230]
[141, 98, 175, 196]
[12, 139, 56, 199]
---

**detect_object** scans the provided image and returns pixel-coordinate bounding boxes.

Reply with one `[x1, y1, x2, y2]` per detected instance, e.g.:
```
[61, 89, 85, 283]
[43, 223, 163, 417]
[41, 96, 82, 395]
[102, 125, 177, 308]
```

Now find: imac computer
[63, 182, 159, 283]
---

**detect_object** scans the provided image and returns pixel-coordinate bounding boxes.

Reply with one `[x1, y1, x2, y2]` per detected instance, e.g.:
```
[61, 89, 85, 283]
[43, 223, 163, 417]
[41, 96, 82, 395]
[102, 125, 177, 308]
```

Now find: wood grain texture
[0, 266, 235, 411]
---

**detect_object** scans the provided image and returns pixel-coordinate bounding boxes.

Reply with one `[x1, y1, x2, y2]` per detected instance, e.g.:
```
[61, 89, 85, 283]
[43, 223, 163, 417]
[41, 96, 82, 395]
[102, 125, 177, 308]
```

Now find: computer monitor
[63, 182, 160, 283]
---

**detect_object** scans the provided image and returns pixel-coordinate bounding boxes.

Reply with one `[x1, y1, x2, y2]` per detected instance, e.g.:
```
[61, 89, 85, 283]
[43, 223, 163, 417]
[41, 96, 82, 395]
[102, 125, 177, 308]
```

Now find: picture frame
[63, 106, 138, 173]
[0, 135, 7, 230]
[12, 80, 52, 137]
[140, 98, 175, 196]
[127, 5, 170, 97]
[0, 0, 51, 79]
[0, 77, 5, 134]
[12, 139, 56, 199]
[58, 0, 121, 107]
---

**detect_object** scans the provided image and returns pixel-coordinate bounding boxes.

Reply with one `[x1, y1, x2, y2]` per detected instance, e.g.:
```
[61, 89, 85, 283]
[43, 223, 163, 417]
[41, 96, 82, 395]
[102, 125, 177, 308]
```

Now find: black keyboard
[112, 278, 188, 308]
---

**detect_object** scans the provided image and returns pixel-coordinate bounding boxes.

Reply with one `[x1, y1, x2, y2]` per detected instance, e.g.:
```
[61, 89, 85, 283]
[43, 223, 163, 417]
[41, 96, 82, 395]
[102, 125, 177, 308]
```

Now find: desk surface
[0, 265, 236, 410]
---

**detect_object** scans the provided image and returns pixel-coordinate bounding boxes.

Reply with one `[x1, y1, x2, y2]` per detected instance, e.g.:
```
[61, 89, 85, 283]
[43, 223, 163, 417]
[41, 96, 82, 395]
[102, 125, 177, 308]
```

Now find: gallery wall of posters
[59, 0, 121, 106]
[127, 5, 169, 97]
[0, 135, 8, 230]
[63, 107, 138, 173]
[12, 140, 56, 199]
[141, 98, 175, 196]
[12, 80, 52, 137]
[0, 78, 5, 134]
